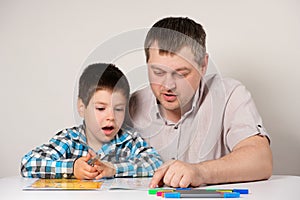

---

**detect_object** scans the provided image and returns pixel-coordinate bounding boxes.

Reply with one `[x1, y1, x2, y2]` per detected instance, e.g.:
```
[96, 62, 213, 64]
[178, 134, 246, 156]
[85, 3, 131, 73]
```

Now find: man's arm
[149, 135, 272, 188]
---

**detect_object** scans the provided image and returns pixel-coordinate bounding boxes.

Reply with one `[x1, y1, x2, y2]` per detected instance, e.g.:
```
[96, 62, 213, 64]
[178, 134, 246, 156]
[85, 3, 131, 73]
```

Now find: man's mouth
[163, 93, 177, 102]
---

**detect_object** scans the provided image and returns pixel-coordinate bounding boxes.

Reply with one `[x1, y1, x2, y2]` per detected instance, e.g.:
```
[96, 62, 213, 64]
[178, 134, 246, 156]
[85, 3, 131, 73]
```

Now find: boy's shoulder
[54, 125, 85, 141]
[117, 126, 142, 143]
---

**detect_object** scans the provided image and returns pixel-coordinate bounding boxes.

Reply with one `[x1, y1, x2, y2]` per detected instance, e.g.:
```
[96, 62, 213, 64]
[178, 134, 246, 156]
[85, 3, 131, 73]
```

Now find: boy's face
[78, 89, 127, 148]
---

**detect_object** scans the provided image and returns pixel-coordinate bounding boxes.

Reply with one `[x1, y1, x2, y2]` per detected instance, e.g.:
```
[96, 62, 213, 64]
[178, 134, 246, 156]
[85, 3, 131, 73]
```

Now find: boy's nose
[106, 109, 114, 120]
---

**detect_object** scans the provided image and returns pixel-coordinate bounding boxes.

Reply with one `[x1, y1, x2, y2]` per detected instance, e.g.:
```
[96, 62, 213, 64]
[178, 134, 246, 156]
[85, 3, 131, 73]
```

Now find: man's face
[147, 44, 206, 115]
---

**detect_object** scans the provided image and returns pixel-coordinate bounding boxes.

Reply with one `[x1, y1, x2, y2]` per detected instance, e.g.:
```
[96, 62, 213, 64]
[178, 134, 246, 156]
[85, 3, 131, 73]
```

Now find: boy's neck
[85, 130, 102, 152]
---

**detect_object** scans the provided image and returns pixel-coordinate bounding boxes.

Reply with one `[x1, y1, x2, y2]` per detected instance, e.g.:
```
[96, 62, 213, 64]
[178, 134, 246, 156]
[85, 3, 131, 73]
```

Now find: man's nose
[163, 74, 176, 90]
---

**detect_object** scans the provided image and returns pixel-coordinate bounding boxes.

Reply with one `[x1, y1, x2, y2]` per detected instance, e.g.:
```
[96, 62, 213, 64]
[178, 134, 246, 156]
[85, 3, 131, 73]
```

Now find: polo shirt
[128, 74, 269, 162]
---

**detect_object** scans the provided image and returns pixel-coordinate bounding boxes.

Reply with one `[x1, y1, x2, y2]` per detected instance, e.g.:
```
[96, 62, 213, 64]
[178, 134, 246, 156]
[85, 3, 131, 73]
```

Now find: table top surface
[1, 175, 300, 200]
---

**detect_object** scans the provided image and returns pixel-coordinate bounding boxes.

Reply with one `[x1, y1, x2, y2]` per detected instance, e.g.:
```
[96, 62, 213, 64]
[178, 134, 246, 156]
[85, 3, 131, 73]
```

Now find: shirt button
[63, 173, 68, 179]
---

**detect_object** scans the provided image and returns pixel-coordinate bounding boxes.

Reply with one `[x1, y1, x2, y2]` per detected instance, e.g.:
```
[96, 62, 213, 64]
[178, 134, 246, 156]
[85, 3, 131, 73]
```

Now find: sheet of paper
[106, 177, 152, 190]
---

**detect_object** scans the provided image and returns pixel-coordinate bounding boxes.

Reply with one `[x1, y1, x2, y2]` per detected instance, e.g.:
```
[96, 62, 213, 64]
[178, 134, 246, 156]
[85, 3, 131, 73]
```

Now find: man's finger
[149, 168, 166, 188]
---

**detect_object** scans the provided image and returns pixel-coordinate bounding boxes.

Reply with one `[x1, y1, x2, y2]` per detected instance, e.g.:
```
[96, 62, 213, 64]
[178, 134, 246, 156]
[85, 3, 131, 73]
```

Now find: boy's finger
[95, 172, 104, 180]
[83, 171, 99, 180]
[88, 149, 96, 157]
[82, 152, 92, 162]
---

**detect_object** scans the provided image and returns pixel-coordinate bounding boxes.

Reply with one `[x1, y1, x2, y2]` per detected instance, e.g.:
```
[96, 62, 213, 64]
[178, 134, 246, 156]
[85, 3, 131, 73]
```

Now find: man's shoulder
[204, 74, 244, 95]
[130, 85, 153, 102]
[205, 74, 242, 87]
[129, 86, 155, 118]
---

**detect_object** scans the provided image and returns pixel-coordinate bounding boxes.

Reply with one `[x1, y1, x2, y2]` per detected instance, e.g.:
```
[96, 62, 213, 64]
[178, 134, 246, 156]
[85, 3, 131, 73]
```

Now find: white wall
[0, 0, 299, 178]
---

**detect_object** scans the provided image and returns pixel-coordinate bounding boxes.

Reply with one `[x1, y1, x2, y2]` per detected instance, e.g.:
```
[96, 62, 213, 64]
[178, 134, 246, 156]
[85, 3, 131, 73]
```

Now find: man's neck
[160, 100, 193, 123]
[162, 108, 181, 123]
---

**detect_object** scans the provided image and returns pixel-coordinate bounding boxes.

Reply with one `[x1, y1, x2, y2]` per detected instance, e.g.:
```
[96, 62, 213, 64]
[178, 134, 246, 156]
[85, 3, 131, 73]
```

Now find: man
[128, 17, 272, 188]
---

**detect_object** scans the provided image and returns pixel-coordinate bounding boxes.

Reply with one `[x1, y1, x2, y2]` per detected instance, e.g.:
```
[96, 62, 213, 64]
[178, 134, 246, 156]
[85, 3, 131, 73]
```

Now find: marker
[157, 190, 175, 196]
[175, 188, 192, 191]
[148, 188, 174, 195]
[206, 188, 249, 194]
[164, 191, 240, 198]
[148, 188, 162, 195]
[87, 154, 101, 166]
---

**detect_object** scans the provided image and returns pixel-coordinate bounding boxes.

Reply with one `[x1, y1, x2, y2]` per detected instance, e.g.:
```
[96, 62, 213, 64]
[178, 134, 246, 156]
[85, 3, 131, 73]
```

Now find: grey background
[0, 0, 299, 178]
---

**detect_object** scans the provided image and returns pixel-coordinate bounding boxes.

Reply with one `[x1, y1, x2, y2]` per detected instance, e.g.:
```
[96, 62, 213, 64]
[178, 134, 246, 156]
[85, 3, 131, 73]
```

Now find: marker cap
[232, 189, 249, 194]
[223, 192, 240, 198]
[164, 192, 181, 198]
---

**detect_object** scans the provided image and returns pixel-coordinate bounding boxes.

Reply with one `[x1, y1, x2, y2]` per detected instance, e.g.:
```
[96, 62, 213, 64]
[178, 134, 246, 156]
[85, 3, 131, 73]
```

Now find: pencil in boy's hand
[87, 150, 100, 166]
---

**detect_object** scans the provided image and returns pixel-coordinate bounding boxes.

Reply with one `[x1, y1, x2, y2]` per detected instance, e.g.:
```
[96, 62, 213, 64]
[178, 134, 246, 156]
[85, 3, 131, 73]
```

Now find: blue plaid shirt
[21, 124, 163, 178]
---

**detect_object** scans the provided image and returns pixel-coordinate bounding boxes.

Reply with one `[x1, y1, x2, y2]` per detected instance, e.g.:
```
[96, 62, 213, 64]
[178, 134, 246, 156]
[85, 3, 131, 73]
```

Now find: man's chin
[161, 101, 181, 111]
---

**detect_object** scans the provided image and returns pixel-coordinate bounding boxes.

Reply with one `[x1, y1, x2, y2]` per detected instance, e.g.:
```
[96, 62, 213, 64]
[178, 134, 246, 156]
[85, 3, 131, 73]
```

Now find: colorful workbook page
[23, 179, 103, 190]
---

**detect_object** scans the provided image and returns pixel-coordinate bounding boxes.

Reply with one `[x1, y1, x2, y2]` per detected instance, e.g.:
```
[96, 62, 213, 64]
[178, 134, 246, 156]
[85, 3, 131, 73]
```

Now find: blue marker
[175, 188, 192, 191]
[164, 190, 240, 198]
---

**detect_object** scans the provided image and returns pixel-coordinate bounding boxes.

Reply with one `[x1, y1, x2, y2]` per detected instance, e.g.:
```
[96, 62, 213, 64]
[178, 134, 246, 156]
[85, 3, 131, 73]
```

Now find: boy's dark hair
[78, 63, 130, 106]
[144, 17, 206, 67]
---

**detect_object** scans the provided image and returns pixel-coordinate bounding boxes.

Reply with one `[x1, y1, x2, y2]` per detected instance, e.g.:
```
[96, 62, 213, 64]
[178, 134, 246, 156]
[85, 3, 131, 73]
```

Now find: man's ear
[200, 53, 209, 75]
[77, 98, 85, 118]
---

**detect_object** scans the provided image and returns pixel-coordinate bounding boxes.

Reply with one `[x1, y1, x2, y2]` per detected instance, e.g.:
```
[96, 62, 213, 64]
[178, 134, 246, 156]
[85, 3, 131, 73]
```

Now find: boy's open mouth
[102, 126, 115, 135]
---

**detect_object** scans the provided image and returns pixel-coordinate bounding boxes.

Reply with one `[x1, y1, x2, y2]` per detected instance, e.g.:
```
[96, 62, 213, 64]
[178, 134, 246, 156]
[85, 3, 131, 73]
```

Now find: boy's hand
[93, 160, 116, 179]
[74, 152, 99, 180]
[85, 149, 116, 179]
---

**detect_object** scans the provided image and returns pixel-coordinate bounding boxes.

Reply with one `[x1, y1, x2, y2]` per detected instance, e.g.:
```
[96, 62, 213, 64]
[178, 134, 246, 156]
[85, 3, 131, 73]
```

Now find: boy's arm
[113, 136, 163, 177]
[20, 130, 80, 178]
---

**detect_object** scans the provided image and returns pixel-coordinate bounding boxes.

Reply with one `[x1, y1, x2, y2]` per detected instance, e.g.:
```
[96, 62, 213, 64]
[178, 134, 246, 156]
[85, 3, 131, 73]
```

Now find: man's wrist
[194, 162, 210, 184]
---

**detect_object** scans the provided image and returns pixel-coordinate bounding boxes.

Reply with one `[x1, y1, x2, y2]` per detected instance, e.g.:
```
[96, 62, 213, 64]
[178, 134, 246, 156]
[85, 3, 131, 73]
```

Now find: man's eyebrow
[175, 67, 191, 72]
[150, 65, 190, 71]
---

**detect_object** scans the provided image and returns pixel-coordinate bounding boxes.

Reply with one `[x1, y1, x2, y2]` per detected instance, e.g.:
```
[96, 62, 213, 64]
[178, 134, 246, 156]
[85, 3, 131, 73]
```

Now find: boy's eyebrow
[94, 101, 107, 105]
[94, 101, 126, 106]
[150, 65, 164, 70]
[114, 103, 126, 107]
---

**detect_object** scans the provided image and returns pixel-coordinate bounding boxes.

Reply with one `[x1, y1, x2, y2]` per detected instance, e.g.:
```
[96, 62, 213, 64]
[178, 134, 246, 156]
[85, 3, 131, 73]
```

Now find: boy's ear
[77, 98, 85, 118]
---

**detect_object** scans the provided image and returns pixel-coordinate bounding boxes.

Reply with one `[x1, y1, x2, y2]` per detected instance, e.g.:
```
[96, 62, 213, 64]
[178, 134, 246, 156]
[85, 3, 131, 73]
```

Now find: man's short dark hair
[144, 17, 206, 66]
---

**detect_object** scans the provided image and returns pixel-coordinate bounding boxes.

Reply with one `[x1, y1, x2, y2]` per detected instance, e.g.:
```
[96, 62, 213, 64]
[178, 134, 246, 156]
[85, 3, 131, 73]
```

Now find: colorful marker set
[148, 188, 249, 198]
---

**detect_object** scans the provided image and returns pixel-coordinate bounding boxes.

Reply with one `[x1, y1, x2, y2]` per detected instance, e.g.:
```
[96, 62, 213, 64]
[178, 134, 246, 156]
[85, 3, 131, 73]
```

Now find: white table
[1, 175, 300, 199]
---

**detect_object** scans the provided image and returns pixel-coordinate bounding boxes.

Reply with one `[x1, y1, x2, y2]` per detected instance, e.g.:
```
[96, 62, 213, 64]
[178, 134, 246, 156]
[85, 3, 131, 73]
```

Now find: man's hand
[150, 135, 272, 188]
[73, 152, 100, 180]
[149, 160, 205, 188]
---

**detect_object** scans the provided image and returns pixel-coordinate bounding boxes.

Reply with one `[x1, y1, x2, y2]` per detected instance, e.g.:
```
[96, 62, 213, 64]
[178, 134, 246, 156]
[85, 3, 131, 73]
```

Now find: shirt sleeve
[224, 83, 270, 151]
[113, 135, 163, 177]
[20, 130, 76, 178]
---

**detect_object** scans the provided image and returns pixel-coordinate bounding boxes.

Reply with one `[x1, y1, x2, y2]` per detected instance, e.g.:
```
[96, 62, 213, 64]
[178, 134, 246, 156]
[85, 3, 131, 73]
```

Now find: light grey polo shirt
[128, 74, 270, 162]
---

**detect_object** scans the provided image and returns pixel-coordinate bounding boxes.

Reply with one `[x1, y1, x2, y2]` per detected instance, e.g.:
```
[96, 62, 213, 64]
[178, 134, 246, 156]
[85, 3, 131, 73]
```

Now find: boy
[21, 63, 163, 179]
